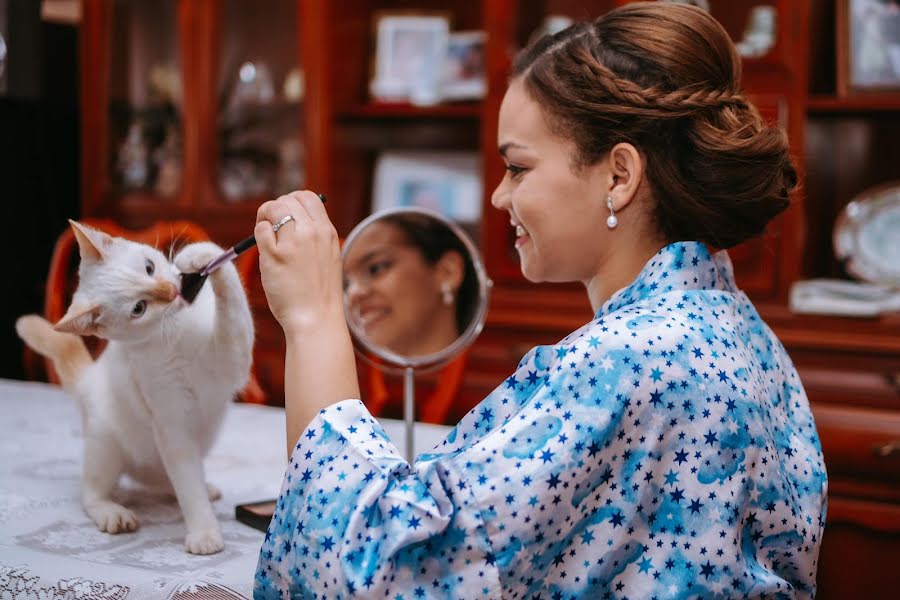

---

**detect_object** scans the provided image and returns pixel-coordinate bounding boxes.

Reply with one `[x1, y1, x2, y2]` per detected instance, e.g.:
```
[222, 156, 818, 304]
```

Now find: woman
[253, 3, 827, 598]
[342, 212, 477, 359]
[343, 212, 478, 423]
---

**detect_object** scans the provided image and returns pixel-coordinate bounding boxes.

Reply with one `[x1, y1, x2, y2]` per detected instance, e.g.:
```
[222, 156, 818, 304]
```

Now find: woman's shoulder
[523, 288, 778, 399]
[556, 297, 702, 351]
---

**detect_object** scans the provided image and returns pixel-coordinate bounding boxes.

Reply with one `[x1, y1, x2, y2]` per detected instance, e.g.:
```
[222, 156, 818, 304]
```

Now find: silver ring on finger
[272, 215, 294, 234]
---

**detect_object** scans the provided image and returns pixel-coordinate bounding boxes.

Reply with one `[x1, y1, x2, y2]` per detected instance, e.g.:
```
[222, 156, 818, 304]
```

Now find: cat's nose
[151, 281, 179, 303]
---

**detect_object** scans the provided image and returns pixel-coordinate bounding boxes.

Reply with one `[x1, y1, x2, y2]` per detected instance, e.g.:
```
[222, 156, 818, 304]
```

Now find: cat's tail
[16, 315, 92, 391]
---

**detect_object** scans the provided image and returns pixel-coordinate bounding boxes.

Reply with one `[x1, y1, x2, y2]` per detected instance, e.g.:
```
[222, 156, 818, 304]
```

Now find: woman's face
[491, 79, 611, 284]
[343, 222, 450, 356]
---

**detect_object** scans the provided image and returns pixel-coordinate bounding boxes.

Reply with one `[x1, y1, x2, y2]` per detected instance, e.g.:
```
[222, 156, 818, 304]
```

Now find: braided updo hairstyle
[513, 2, 797, 249]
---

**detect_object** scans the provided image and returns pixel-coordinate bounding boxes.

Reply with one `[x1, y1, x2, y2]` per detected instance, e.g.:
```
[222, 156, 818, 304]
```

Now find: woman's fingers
[254, 219, 278, 255]
[287, 190, 329, 224]
[253, 191, 338, 333]
[257, 192, 326, 231]
[256, 199, 279, 224]
[257, 196, 302, 251]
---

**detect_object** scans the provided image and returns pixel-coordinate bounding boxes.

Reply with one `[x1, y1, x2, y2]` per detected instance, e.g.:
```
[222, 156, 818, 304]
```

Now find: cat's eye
[131, 300, 147, 318]
[145, 259, 155, 276]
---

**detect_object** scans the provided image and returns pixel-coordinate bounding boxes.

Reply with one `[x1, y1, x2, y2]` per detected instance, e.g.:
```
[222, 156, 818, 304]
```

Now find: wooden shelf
[111, 191, 180, 209]
[338, 102, 482, 120]
[758, 302, 900, 354]
[807, 95, 900, 113]
[107, 193, 258, 221]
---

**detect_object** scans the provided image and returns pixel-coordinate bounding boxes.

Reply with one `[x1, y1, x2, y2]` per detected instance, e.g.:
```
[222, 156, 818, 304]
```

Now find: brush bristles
[180, 272, 209, 304]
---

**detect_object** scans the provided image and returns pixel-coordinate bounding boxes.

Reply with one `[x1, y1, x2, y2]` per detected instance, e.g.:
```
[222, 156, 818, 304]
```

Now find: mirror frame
[341, 206, 492, 370]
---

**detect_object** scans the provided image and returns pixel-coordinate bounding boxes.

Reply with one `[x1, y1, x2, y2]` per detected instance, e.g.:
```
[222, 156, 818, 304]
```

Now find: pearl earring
[606, 196, 618, 229]
[441, 283, 454, 305]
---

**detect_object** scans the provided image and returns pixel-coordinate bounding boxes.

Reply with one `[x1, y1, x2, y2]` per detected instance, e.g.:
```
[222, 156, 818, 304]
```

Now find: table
[0, 378, 451, 600]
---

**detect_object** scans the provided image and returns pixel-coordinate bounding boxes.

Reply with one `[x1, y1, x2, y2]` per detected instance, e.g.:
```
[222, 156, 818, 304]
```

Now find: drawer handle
[873, 441, 900, 458]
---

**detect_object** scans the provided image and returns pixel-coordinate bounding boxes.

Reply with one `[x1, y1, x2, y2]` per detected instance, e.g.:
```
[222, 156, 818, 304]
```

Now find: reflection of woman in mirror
[343, 212, 479, 423]
[343, 212, 477, 358]
[253, 4, 825, 597]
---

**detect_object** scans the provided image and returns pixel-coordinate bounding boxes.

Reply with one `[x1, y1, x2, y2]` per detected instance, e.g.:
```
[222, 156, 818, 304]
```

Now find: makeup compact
[235, 499, 277, 532]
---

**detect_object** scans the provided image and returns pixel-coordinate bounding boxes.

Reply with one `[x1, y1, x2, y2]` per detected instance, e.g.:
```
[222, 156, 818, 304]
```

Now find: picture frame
[0, 29, 6, 95]
[369, 13, 450, 104]
[372, 152, 482, 224]
[837, 0, 900, 95]
[439, 31, 487, 101]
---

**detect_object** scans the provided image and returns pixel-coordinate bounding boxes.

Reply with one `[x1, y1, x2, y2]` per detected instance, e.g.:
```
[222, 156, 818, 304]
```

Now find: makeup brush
[180, 193, 326, 304]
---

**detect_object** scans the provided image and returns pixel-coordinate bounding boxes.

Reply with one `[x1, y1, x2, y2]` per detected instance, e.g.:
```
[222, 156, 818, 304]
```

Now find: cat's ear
[54, 303, 102, 336]
[69, 220, 112, 262]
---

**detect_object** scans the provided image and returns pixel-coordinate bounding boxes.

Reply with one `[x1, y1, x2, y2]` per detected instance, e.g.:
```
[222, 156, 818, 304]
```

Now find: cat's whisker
[161, 318, 173, 347]
[172, 224, 190, 261]
[168, 233, 180, 264]
[165, 224, 175, 263]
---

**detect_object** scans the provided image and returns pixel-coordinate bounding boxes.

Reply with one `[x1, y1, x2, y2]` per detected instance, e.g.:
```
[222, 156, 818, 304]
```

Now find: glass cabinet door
[707, 0, 784, 64]
[216, 0, 303, 204]
[108, 1, 182, 200]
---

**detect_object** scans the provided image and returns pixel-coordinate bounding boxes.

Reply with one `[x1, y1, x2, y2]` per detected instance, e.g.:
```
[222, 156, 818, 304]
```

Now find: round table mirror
[341, 207, 492, 460]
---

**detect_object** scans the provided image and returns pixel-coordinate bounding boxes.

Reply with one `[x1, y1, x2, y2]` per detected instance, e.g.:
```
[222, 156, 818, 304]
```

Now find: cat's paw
[206, 482, 222, 501]
[184, 527, 224, 555]
[87, 502, 139, 534]
[174, 242, 225, 274]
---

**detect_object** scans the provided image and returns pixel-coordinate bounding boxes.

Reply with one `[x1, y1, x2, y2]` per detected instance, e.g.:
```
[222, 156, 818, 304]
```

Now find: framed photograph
[838, 0, 900, 95]
[439, 31, 487, 101]
[372, 152, 482, 224]
[369, 13, 450, 103]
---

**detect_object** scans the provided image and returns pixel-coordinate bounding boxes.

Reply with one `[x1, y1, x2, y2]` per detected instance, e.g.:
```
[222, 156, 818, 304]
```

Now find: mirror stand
[403, 367, 415, 462]
[342, 207, 492, 465]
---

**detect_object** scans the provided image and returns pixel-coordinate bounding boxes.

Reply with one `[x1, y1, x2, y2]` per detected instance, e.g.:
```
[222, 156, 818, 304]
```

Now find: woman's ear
[435, 250, 465, 292]
[606, 142, 644, 213]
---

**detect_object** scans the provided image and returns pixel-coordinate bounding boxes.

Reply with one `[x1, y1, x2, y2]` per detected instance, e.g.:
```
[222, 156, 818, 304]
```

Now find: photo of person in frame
[849, 0, 900, 89]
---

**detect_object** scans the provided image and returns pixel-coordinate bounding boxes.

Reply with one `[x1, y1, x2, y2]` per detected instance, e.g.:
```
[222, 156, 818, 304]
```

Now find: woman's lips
[514, 224, 529, 248]
[357, 307, 388, 329]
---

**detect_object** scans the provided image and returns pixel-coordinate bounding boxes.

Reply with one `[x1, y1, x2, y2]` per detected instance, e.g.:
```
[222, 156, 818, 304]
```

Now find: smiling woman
[342, 211, 477, 359]
[253, 4, 826, 598]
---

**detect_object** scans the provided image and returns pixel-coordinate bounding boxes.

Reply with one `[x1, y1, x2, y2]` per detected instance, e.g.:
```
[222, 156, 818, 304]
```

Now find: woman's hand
[256, 191, 343, 337]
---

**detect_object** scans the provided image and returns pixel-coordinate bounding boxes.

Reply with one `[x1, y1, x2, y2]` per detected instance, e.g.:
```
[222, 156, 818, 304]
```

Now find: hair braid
[511, 1, 796, 249]
[569, 44, 749, 117]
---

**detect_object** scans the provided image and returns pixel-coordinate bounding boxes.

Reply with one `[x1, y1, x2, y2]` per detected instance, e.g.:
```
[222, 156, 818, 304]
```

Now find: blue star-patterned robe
[255, 241, 827, 600]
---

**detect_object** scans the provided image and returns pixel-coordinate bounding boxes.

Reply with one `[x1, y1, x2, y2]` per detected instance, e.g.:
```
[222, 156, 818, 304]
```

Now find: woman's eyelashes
[366, 258, 394, 278]
[343, 256, 396, 291]
[505, 163, 527, 180]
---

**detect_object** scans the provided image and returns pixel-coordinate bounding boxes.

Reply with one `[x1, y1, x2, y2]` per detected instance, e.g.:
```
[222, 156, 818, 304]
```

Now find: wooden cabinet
[798, 3, 900, 596]
[81, 0, 313, 240]
[78, 1, 900, 595]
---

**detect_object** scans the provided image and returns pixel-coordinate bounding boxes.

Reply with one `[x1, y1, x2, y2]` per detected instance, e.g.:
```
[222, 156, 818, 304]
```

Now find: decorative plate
[833, 182, 900, 287]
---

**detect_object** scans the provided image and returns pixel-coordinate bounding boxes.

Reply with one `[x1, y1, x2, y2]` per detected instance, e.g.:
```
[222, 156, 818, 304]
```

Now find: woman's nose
[491, 180, 509, 210]
[344, 277, 368, 303]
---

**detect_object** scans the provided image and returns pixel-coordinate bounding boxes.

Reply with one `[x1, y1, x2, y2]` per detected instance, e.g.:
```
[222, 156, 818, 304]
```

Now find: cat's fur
[16, 221, 254, 555]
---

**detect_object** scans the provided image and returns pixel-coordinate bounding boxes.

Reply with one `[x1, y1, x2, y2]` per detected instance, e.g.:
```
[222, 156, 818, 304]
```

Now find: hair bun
[512, 2, 797, 248]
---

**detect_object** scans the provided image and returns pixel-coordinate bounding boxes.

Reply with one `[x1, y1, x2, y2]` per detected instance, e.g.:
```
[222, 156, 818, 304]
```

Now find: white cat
[16, 221, 254, 555]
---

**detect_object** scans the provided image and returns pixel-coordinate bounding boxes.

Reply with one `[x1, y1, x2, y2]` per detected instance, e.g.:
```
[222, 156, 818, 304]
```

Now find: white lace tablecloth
[0, 378, 450, 600]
